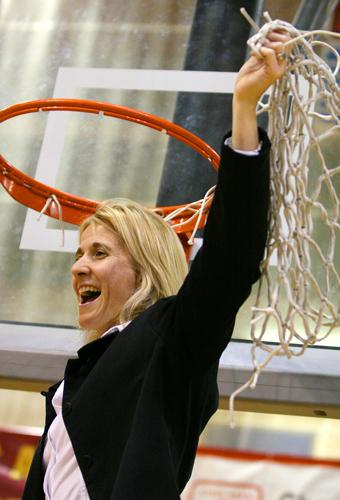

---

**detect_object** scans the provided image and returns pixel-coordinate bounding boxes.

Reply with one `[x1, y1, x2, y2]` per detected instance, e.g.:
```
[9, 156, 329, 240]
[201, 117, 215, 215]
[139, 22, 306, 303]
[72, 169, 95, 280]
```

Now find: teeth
[78, 285, 101, 305]
[79, 286, 100, 294]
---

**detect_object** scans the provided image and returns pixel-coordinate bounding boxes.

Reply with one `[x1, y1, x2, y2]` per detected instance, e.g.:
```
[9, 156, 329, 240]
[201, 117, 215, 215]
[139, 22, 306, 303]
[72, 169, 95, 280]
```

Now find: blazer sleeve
[157, 128, 271, 371]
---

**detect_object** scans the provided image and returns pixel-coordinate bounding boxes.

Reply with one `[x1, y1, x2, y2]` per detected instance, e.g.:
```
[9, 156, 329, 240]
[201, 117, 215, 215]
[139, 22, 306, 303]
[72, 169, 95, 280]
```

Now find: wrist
[232, 95, 257, 114]
[232, 100, 259, 151]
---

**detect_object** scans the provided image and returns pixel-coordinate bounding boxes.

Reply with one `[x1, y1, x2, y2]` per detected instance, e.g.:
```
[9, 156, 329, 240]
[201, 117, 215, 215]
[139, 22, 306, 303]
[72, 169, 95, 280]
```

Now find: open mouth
[79, 286, 101, 305]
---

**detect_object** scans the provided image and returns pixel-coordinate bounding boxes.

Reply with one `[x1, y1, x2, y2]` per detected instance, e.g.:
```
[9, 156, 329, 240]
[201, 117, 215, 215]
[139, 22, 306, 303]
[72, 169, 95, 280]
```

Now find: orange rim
[0, 99, 220, 256]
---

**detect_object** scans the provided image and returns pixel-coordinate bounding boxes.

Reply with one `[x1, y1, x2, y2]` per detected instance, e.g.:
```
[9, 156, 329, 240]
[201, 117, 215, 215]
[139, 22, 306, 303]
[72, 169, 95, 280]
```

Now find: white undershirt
[224, 136, 262, 155]
[42, 323, 128, 500]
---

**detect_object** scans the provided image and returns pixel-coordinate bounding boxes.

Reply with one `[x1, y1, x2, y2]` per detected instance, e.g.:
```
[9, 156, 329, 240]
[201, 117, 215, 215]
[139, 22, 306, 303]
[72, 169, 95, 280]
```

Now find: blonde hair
[79, 198, 188, 333]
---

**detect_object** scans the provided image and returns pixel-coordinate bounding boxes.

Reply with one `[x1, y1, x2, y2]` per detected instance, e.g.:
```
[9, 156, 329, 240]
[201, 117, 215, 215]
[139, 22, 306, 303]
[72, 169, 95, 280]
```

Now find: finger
[267, 32, 292, 50]
[250, 49, 264, 62]
[267, 30, 290, 42]
[259, 46, 285, 71]
[263, 34, 292, 57]
[263, 41, 289, 61]
[262, 40, 285, 53]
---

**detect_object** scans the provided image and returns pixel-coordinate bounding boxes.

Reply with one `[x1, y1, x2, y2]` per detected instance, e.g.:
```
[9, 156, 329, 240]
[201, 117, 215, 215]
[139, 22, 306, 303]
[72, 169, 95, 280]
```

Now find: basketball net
[229, 11, 340, 426]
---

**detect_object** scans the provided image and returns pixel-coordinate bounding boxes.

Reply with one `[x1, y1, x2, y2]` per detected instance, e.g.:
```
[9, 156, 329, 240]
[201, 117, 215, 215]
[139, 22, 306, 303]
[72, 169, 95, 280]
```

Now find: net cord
[228, 11, 340, 427]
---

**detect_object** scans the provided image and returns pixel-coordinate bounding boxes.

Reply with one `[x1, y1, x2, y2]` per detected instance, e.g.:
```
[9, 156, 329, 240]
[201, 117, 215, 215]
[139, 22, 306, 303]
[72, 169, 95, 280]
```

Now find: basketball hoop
[0, 98, 220, 258]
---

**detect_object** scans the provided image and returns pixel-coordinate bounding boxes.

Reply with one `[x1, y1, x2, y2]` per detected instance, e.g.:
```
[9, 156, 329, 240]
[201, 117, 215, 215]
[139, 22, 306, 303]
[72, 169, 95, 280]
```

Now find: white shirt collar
[101, 321, 131, 337]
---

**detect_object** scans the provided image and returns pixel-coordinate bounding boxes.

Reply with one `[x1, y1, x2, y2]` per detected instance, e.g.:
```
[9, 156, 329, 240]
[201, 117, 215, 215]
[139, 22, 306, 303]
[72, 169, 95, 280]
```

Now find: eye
[94, 249, 107, 258]
[74, 253, 82, 262]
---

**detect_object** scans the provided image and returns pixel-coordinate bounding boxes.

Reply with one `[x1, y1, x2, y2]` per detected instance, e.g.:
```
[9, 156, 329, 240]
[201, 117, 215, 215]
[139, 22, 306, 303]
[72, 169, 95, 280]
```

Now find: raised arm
[232, 30, 289, 150]
[159, 30, 291, 370]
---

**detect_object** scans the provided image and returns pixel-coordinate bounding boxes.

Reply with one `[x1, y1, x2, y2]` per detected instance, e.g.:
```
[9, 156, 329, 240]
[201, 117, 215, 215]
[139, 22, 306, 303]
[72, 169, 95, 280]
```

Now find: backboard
[0, 0, 339, 426]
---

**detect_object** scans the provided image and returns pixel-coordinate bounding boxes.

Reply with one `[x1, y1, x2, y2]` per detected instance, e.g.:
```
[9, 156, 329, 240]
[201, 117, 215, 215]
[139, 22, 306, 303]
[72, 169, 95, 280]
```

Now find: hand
[234, 30, 291, 107]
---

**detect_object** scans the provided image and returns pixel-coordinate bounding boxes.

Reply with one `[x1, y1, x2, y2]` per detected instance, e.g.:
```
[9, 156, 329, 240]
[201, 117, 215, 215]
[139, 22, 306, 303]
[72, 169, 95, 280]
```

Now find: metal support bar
[157, 0, 264, 206]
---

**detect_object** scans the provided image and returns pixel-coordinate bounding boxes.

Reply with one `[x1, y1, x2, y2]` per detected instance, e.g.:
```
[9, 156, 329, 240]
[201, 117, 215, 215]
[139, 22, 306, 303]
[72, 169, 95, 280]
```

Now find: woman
[24, 31, 289, 500]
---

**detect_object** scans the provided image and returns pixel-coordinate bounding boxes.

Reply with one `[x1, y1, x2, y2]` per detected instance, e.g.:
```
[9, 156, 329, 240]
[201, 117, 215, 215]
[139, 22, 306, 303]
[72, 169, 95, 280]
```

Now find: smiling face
[71, 223, 137, 336]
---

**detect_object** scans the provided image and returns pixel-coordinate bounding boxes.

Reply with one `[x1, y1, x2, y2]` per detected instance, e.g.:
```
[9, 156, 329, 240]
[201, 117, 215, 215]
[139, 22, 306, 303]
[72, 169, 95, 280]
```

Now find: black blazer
[23, 130, 271, 500]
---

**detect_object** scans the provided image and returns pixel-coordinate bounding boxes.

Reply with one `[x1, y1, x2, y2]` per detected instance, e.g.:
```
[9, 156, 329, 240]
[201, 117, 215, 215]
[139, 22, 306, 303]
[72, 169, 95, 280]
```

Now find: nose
[71, 254, 91, 277]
